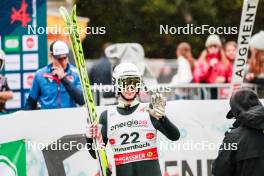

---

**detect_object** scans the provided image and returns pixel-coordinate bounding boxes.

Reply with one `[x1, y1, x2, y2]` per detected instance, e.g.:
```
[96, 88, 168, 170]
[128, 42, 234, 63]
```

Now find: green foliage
[77, 0, 264, 59]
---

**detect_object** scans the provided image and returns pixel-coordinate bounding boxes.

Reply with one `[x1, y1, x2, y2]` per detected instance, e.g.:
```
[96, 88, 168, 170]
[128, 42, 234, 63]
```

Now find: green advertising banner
[0, 0, 47, 110]
[0, 140, 26, 176]
[3, 36, 20, 53]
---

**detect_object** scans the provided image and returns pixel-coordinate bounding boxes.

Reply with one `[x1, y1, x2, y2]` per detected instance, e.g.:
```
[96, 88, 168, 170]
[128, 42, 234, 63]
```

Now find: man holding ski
[87, 62, 180, 176]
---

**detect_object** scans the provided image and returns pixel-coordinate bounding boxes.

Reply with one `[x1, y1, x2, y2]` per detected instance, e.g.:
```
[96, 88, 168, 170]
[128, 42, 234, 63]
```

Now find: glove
[147, 93, 166, 120]
[86, 123, 101, 139]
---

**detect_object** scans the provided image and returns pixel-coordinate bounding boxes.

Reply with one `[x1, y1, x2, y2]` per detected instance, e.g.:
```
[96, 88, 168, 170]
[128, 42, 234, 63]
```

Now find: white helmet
[112, 62, 142, 91]
[0, 50, 5, 70]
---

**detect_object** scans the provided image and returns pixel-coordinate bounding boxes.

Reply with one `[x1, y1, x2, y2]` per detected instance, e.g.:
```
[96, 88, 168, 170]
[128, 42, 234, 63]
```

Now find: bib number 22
[120, 132, 140, 145]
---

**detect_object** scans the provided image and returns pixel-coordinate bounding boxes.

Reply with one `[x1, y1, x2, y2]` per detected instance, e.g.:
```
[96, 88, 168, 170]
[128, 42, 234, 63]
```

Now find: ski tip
[71, 4, 77, 16]
[59, 6, 66, 11]
[73, 4, 77, 11]
[59, 6, 67, 15]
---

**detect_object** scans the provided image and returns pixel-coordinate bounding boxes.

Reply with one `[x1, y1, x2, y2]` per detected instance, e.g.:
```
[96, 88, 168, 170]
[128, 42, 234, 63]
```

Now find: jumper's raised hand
[147, 92, 166, 120]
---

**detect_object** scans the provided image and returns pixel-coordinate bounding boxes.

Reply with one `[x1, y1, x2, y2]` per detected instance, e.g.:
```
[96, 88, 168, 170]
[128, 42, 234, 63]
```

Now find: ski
[59, 5, 110, 176]
[230, 0, 259, 95]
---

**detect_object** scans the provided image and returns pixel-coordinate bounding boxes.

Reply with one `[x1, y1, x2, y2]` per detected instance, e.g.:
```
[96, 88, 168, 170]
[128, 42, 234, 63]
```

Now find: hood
[226, 89, 264, 130]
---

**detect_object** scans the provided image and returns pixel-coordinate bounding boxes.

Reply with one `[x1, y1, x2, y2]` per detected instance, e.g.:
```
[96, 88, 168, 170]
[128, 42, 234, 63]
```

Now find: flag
[0, 139, 26, 176]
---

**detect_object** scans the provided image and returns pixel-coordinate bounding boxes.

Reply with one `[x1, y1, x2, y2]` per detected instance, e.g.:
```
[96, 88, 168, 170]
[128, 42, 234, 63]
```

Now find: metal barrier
[90, 83, 261, 106]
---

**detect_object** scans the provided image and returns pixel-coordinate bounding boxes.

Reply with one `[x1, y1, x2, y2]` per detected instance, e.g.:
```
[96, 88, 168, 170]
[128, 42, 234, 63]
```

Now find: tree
[76, 0, 264, 59]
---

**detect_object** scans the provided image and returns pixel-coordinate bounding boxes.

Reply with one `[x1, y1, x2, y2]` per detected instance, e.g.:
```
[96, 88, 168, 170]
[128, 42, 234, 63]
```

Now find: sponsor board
[0, 140, 26, 176]
[0, 100, 239, 175]
[4, 54, 20, 71]
[23, 72, 35, 89]
[22, 35, 38, 51]
[0, 0, 48, 110]
[23, 53, 39, 70]
[5, 73, 21, 90]
[5, 92, 21, 109]
[4, 36, 20, 53]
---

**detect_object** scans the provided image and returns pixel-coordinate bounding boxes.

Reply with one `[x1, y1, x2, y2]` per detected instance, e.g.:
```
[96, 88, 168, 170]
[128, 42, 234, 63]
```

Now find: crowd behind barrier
[2, 33, 261, 112]
[91, 83, 262, 106]
[87, 33, 264, 107]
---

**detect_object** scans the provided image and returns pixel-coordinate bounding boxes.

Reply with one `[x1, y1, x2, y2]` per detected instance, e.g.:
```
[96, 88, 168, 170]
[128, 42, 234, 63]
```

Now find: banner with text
[0, 100, 239, 176]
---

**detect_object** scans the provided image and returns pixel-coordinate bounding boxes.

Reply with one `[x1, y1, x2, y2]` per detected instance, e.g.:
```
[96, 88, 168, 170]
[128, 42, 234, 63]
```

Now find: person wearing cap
[245, 31, 264, 84]
[25, 40, 84, 110]
[0, 50, 13, 113]
[193, 34, 231, 99]
[212, 89, 264, 176]
[193, 34, 230, 84]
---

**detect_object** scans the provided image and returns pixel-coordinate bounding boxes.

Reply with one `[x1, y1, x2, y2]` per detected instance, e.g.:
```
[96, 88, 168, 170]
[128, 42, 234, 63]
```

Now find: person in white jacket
[170, 42, 194, 99]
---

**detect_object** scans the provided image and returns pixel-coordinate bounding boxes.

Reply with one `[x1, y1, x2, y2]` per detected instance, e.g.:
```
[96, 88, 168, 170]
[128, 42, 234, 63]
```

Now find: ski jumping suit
[88, 103, 180, 176]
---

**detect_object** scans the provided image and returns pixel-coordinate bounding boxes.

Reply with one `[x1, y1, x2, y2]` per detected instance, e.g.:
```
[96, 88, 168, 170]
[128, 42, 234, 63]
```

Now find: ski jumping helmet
[112, 62, 142, 97]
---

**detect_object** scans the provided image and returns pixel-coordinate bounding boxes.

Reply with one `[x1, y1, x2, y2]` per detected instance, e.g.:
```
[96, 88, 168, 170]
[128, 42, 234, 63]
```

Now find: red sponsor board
[114, 147, 158, 165]
[26, 37, 34, 48]
[26, 74, 34, 87]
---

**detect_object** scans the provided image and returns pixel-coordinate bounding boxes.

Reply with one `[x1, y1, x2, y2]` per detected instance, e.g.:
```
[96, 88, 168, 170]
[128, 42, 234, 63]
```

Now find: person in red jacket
[193, 34, 230, 84]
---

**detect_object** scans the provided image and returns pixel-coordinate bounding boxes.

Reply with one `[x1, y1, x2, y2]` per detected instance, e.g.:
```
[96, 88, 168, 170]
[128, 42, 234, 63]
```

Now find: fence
[91, 83, 261, 106]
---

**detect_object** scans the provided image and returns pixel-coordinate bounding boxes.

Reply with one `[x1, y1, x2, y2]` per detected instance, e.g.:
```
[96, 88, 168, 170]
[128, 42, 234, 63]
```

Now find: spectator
[158, 65, 174, 83]
[89, 43, 115, 105]
[170, 42, 194, 84]
[193, 34, 230, 84]
[218, 41, 237, 99]
[25, 40, 84, 110]
[89, 43, 112, 85]
[224, 41, 237, 83]
[212, 89, 264, 176]
[169, 42, 194, 99]
[0, 50, 13, 113]
[245, 31, 264, 85]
